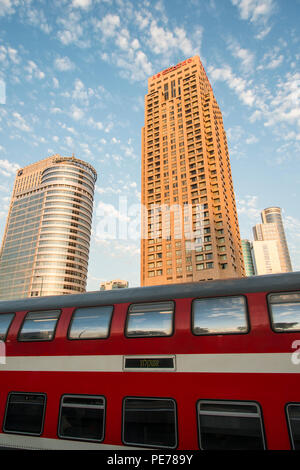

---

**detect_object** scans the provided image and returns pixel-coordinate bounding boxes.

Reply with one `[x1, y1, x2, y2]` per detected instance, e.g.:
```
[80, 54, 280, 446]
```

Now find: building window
[192, 296, 248, 335]
[4, 393, 46, 436]
[126, 302, 174, 337]
[18, 310, 61, 341]
[198, 401, 265, 450]
[68, 306, 113, 340]
[286, 403, 300, 449]
[268, 292, 300, 332]
[58, 395, 105, 442]
[123, 398, 177, 448]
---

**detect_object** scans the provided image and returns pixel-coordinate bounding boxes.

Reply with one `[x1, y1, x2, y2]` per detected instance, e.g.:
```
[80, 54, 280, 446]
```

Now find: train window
[198, 400, 265, 450]
[286, 403, 300, 449]
[58, 395, 105, 442]
[268, 292, 300, 332]
[126, 302, 174, 337]
[0, 313, 14, 341]
[3, 392, 46, 435]
[123, 397, 177, 448]
[68, 306, 113, 339]
[18, 310, 60, 341]
[192, 296, 248, 335]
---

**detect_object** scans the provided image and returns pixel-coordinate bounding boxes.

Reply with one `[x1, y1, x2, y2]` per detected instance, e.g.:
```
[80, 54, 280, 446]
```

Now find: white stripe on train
[0, 353, 299, 373]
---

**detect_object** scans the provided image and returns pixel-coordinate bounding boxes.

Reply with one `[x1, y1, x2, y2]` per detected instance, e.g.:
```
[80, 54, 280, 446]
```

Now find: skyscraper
[141, 56, 245, 286]
[253, 207, 292, 273]
[241, 239, 255, 276]
[0, 154, 97, 300]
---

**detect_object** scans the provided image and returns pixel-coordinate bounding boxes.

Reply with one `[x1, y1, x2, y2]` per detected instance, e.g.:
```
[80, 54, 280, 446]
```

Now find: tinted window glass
[198, 401, 265, 450]
[193, 296, 248, 335]
[58, 395, 105, 442]
[0, 313, 14, 341]
[269, 293, 300, 332]
[19, 310, 60, 341]
[286, 404, 300, 449]
[4, 393, 46, 435]
[126, 302, 174, 337]
[123, 398, 177, 448]
[69, 306, 113, 339]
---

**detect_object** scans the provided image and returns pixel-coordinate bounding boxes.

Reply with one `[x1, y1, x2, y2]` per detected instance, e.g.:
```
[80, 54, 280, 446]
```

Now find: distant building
[253, 207, 292, 274]
[0, 154, 97, 300]
[252, 240, 282, 275]
[241, 240, 255, 276]
[100, 280, 129, 291]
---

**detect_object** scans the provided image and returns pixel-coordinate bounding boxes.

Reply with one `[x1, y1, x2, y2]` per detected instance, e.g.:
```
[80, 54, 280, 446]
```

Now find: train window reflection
[58, 395, 105, 442]
[68, 306, 113, 339]
[286, 403, 300, 449]
[18, 310, 60, 341]
[126, 302, 174, 337]
[268, 292, 300, 332]
[0, 313, 14, 341]
[192, 296, 248, 335]
[123, 398, 177, 448]
[4, 392, 46, 436]
[198, 400, 265, 450]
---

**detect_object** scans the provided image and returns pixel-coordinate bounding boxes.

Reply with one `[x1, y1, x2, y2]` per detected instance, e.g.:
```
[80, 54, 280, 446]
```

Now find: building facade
[241, 239, 255, 276]
[100, 280, 129, 291]
[252, 240, 282, 275]
[141, 56, 245, 286]
[0, 154, 97, 300]
[253, 207, 292, 274]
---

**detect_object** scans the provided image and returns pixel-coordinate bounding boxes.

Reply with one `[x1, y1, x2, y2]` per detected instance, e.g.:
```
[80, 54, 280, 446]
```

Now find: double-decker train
[0, 271, 299, 450]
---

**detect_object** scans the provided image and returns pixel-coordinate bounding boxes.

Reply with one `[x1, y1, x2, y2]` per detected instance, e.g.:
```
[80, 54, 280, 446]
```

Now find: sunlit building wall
[141, 56, 245, 286]
[0, 154, 97, 300]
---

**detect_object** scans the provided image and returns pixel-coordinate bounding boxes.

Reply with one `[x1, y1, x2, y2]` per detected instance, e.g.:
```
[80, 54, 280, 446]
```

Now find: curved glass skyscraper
[0, 154, 97, 300]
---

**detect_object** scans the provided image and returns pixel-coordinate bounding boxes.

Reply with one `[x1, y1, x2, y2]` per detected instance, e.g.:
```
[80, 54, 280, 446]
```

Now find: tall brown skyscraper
[141, 56, 245, 286]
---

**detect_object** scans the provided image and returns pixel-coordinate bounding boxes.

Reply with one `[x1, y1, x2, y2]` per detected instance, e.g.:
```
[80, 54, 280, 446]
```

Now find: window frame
[3, 391, 47, 436]
[0, 312, 15, 341]
[122, 396, 178, 449]
[18, 309, 61, 342]
[191, 295, 249, 337]
[286, 402, 300, 450]
[197, 399, 266, 450]
[125, 301, 175, 339]
[67, 304, 114, 341]
[57, 394, 106, 443]
[267, 291, 300, 334]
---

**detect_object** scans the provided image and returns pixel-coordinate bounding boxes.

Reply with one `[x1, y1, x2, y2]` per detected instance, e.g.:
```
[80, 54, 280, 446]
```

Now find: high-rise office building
[141, 56, 245, 286]
[0, 154, 97, 300]
[253, 207, 292, 273]
[252, 240, 282, 275]
[241, 239, 255, 276]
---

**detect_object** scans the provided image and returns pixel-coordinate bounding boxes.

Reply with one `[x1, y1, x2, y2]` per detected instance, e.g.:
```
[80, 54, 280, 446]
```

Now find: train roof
[0, 271, 299, 313]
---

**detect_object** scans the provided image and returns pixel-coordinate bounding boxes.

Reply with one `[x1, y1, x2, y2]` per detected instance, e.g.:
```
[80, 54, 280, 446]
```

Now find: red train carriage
[0, 272, 299, 450]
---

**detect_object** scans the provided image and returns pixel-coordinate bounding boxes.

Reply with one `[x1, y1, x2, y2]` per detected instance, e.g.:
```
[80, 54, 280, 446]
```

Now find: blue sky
[0, 0, 299, 290]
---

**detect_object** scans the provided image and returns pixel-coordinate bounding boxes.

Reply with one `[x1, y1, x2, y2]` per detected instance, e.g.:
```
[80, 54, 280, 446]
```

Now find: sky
[0, 0, 299, 291]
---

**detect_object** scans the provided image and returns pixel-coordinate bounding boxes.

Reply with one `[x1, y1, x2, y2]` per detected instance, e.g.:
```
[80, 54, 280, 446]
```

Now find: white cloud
[11, 112, 32, 132]
[0, 0, 15, 17]
[25, 60, 45, 80]
[149, 21, 193, 57]
[231, 0, 275, 23]
[96, 13, 120, 38]
[0, 158, 20, 177]
[54, 56, 75, 71]
[72, 0, 92, 9]
[208, 64, 256, 106]
[70, 105, 84, 121]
